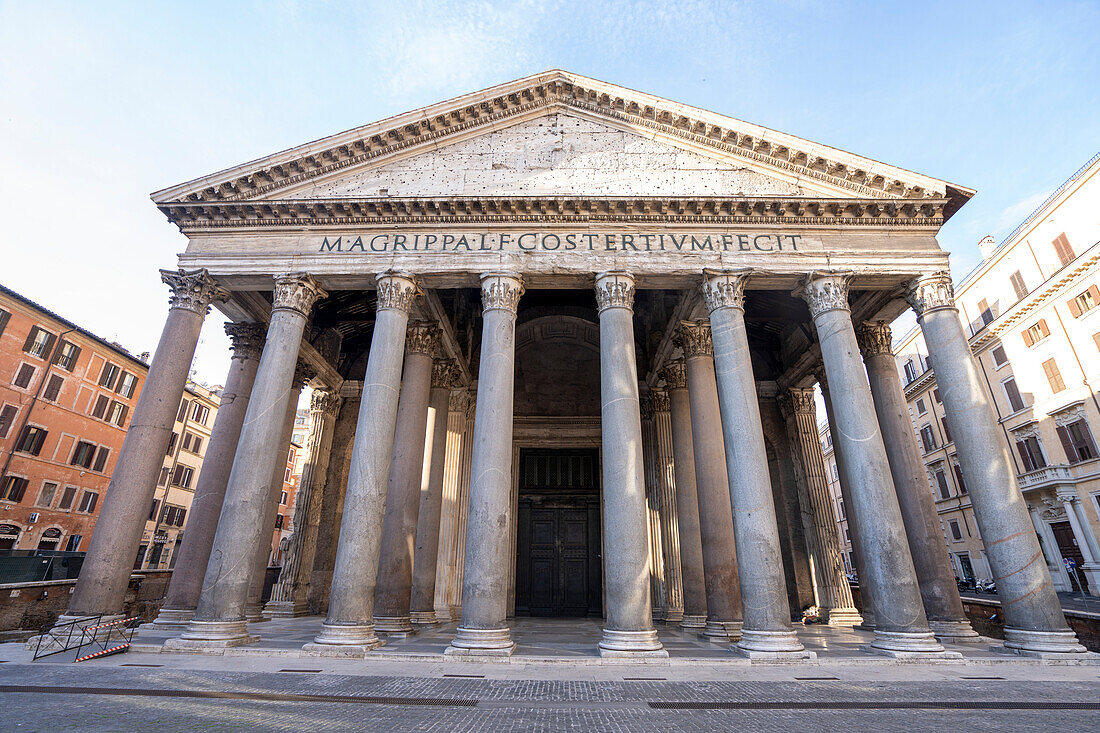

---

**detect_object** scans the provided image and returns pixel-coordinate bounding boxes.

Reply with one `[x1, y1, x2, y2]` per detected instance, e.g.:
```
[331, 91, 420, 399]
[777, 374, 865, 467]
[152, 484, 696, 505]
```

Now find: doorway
[515, 449, 601, 617]
[1051, 520, 1089, 593]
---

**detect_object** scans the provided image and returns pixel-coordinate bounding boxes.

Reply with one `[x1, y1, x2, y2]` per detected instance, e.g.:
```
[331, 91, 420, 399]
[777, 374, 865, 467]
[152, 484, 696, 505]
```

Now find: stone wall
[0, 570, 172, 637]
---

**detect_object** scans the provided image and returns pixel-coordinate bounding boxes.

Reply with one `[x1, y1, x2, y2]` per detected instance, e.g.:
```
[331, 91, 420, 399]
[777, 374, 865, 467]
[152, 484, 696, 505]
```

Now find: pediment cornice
[159, 194, 950, 231]
[151, 71, 972, 217]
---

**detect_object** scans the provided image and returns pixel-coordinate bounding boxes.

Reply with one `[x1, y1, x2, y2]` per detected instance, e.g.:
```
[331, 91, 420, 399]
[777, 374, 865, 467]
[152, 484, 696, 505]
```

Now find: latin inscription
[316, 232, 816, 254]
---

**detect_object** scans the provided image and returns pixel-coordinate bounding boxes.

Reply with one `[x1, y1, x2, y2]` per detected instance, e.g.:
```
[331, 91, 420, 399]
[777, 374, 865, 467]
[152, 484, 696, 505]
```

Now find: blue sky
[1, 0, 1098, 385]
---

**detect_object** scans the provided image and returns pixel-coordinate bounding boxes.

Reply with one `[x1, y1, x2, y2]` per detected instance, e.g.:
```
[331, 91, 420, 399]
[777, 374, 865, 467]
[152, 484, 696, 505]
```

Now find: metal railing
[32, 614, 137, 662]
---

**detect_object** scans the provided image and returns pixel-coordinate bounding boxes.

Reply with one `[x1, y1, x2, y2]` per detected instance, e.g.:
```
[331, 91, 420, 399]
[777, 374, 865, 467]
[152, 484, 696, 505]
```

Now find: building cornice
[159, 195, 950, 231]
[151, 71, 970, 216]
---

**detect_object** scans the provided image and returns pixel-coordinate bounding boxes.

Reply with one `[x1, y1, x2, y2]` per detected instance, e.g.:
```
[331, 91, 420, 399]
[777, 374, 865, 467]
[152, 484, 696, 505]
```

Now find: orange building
[0, 284, 148, 553]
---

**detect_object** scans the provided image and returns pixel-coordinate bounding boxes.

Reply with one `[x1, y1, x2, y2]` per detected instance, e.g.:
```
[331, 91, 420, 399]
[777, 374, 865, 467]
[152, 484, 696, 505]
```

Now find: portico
[52, 70, 1091, 661]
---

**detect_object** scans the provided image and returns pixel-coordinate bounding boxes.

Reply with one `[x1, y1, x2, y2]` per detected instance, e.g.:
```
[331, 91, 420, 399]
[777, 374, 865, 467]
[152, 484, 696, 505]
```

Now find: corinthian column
[640, 393, 668, 620]
[781, 388, 861, 626]
[702, 270, 810, 660]
[677, 321, 742, 641]
[265, 388, 342, 618]
[447, 274, 524, 657]
[434, 390, 471, 620]
[374, 323, 441, 635]
[801, 273, 949, 658]
[908, 273, 1087, 656]
[652, 389, 684, 623]
[662, 362, 708, 631]
[592, 272, 666, 658]
[169, 274, 325, 649]
[410, 360, 459, 625]
[63, 269, 225, 621]
[305, 272, 419, 655]
[857, 321, 980, 643]
[150, 322, 264, 629]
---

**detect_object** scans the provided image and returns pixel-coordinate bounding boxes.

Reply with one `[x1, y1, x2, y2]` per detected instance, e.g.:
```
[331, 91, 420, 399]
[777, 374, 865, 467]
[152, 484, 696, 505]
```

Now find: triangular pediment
[152, 70, 972, 219]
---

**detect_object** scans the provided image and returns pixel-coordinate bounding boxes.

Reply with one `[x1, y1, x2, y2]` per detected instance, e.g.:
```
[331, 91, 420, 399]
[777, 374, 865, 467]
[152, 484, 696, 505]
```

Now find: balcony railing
[1018, 464, 1075, 491]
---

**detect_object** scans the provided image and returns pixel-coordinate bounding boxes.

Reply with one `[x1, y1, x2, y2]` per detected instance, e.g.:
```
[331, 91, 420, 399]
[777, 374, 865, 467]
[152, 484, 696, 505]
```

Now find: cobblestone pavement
[2, 662, 1099, 732]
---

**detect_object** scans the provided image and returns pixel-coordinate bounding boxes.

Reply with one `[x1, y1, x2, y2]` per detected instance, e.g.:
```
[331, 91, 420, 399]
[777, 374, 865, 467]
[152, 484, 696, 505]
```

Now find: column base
[929, 619, 982, 643]
[679, 614, 707, 631]
[598, 628, 668, 658]
[410, 610, 441, 626]
[446, 626, 515, 656]
[163, 620, 257, 652]
[303, 622, 385, 656]
[1000, 627, 1090, 657]
[863, 629, 961, 659]
[664, 609, 684, 624]
[825, 607, 863, 626]
[374, 615, 417, 636]
[243, 602, 269, 623]
[263, 599, 311, 618]
[700, 619, 742, 641]
[734, 629, 815, 661]
[140, 606, 195, 632]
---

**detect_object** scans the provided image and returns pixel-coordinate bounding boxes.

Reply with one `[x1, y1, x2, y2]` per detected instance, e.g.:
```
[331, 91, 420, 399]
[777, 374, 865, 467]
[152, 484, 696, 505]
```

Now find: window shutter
[1057, 425, 1077, 463]
[11, 478, 27, 503]
[1090, 285, 1100, 304]
[1069, 296, 1083, 317]
[0, 310, 10, 336]
[93, 446, 109, 472]
[177, 400, 189, 422]
[67, 344, 81, 369]
[177, 508, 186, 526]
[1054, 233, 1075, 266]
[22, 328, 38, 352]
[1039, 319, 1050, 338]
[92, 394, 109, 419]
[41, 332, 56, 359]
[1022, 329, 1034, 347]
[1017, 441, 1035, 472]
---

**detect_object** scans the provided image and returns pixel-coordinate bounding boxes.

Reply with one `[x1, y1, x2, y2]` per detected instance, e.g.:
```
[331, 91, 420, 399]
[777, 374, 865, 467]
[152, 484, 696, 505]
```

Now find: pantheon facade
[58, 71, 1088, 659]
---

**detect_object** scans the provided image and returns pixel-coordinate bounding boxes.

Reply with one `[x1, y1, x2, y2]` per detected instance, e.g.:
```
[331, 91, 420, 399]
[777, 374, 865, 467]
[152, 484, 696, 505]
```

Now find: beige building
[818, 425, 854, 575]
[891, 151, 1100, 596]
[137, 382, 220, 570]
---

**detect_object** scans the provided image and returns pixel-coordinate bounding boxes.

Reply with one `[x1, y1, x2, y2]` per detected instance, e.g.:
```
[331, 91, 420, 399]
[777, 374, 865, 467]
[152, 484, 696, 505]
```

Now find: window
[23, 326, 56, 359]
[933, 388, 942, 404]
[92, 446, 110, 473]
[158, 467, 171, 487]
[149, 499, 160, 521]
[116, 371, 137, 398]
[948, 519, 963, 542]
[65, 534, 82, 552]
[177, 399, 190, 422]
[13, 363, 35, 389]
[91, 394, 109, 420]
[54, 341, 81, 371]
[181, 432, 203, 454]
[283, 468, 291, 483]
[977, 298, 994, 327]
[1, 476, 29, 502]
[934, 469, 951, 500]
[274, 514, 284, 530]
[1058, 419, 1099, 464]
[1068, 285, 1100, 317]
[941, 416, 952, 444]
[280, 490, 288, 505]
[1003, 378, 1025, 412]
[15, 425, 48, 455]
[191, 402, 210, 425]
[171, 465, 194, 489]
[836, 500, 845, 520]
[916, 397, 927, 415]
[1022, 319, 1050, 347]
[37, 481, 58, 507]
[57, 486, 77, 510]
[0, 309, 9, 336]
[1010, 270, 1029, 301]
[42, 374, 63, 402]
[70, 440, 97, 468]
[106, 400, 128, 427]
[1016, 435, 1047, 471]
[166, 432, 178, 456]
[952, 463, 967, 494]
[920, 424, 938, 453]
[1042, 359, 1066, 394]
[77, 491, 99, 513]
[904, 359, 917, 383]
[1053, 232, 1075, 267]
[0, 404, 18, 438]
[163, 505, 187, 527]
[991, 345, 1008, 367]
[98, 362, 120, 389]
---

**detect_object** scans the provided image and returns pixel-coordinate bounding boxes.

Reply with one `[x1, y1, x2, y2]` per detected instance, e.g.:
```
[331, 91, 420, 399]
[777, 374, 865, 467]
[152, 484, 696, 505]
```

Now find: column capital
[431, 359, 460, 389]
[160, 268, 228, 315]
[856, 321, 894, 358]
[375, 271, 421, 313]
[224, 322, 265, 362]
[448, 388, 471, 414]
[293, 360, 317, 388]
[675, 320, 713, 358]
[651, 388, 671, 413]
[310, 389, 341, 417]
[799, 272, 853, 318]
[594, 271, 635, 313]
[784, 387, 817, 417]
[639, 392, 655, 421]
[480, 272, 524, 313]
[701, 269, 748, 312]
[273, 273, 327, 317]
[661, 358, 687, 390]
[1056, 487, 1082, 505]
[905, 272, 956, 317]
[405, 322, 441, 356]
